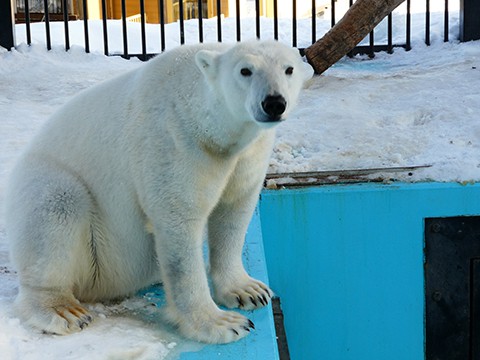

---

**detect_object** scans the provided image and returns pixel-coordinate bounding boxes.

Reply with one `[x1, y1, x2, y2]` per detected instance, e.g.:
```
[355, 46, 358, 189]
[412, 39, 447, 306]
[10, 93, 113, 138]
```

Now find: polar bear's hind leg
[8, 162, 96, 334]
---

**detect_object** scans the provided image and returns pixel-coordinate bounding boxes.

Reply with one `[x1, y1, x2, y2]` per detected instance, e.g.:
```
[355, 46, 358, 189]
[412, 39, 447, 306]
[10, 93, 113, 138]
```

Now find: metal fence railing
[1, 0, 480, 60]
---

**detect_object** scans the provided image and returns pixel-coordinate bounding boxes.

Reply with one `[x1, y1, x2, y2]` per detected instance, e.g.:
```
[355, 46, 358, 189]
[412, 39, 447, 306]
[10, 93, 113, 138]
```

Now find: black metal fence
[1, 0, 480, 60]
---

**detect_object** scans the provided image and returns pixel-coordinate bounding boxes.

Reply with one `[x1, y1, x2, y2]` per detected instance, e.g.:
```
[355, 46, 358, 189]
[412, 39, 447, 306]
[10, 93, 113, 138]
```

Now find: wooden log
[305, 0, 406, 75]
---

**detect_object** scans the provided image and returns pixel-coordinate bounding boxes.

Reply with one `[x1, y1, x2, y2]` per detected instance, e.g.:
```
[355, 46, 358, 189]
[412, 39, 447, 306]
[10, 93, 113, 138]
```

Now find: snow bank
[271, 41, 480, 182]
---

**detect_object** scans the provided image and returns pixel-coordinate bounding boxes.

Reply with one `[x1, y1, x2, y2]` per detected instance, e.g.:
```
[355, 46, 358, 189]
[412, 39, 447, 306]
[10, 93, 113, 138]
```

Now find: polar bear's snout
[260, 94, 287, 122]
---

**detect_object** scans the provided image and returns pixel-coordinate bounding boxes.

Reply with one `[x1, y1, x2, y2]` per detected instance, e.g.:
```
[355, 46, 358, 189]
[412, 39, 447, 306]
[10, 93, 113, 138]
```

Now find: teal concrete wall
[259, 182, 480, 360]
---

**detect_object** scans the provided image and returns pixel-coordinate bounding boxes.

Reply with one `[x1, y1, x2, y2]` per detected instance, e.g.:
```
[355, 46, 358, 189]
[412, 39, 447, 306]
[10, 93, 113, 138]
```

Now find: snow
[274, 42, 480, 182]
[1, 0, 480, 358]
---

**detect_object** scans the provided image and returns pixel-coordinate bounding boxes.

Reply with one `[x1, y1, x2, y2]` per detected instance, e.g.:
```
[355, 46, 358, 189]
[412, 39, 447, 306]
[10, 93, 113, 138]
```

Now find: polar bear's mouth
[258, 94, 287, 123]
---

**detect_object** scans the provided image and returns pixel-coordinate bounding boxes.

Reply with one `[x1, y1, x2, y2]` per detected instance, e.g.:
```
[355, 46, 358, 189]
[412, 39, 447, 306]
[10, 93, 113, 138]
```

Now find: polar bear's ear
[195, 50, 219, 79]
[302, 61, 314, 82]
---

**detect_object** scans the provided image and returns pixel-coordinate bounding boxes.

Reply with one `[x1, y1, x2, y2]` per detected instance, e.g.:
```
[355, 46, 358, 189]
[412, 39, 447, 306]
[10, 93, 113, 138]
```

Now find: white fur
[6, 40, 311, 343]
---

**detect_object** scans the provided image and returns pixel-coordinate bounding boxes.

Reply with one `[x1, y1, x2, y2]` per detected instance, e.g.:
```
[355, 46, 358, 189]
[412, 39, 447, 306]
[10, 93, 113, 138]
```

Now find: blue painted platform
[259, 182, 480, 360]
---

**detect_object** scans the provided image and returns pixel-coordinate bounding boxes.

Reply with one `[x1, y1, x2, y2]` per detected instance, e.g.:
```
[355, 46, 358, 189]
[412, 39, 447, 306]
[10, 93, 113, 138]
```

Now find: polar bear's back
[23, 43, 230, 163]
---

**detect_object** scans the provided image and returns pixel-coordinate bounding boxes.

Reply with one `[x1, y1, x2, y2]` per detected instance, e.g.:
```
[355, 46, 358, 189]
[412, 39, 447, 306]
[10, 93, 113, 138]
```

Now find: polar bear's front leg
[208, 198, 273, 311]
[154, 216, 254, 343]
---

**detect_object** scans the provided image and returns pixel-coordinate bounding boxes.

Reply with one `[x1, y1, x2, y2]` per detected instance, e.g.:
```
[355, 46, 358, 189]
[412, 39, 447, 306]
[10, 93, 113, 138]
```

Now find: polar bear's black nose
[262, 95, 287, 120]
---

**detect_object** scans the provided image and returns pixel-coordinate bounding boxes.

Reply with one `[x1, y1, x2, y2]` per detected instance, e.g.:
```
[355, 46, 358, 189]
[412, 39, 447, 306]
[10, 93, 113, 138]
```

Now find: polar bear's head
[195, 41, 312, 127]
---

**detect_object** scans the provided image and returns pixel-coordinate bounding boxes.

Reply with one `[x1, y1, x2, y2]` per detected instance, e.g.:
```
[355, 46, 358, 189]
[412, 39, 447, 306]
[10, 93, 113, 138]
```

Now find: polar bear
[6, 40, 311, 344]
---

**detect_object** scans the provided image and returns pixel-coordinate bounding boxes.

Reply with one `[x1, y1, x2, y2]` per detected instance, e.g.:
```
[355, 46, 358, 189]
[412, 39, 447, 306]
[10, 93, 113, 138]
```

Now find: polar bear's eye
[285, 67, 294, 75]
[240, 68, 252, 77]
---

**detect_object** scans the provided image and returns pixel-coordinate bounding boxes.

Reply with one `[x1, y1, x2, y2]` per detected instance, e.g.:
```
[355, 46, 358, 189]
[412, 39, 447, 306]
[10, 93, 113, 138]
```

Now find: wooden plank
[265, 165, 431, 188]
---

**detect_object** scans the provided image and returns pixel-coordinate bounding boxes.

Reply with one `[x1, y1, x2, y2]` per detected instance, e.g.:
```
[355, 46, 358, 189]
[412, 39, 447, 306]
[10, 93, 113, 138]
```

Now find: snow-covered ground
[1, 0, 480, 358]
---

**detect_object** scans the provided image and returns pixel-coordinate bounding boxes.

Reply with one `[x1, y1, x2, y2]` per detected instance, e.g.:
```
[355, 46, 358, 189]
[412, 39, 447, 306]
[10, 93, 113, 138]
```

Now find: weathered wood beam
[305, 0, 406, 74]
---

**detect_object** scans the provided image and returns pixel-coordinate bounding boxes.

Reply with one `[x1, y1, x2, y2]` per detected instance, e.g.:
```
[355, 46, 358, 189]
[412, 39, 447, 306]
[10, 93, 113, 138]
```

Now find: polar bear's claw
[262, 294, 268, 304]
[47, 303, 94, 334]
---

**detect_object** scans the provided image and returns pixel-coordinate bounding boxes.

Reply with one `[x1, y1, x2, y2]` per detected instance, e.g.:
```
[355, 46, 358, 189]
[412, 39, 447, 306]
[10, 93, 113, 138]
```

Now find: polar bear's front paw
[213, 276, 273, 311]
[164, 305, 254, 344]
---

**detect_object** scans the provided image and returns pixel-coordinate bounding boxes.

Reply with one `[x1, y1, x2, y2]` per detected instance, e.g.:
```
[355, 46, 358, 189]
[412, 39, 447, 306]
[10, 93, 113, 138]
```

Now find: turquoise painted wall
[259, 182, 480, 360]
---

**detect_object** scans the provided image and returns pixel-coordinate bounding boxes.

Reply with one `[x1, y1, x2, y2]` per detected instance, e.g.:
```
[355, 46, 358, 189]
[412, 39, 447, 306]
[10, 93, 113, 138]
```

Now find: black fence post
[460, 0, 480, 41]
[0, 0, 15, 50]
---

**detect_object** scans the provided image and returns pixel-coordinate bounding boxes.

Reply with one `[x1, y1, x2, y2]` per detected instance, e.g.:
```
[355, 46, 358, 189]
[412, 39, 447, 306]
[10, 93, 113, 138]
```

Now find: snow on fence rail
[1, 0, 479, 59]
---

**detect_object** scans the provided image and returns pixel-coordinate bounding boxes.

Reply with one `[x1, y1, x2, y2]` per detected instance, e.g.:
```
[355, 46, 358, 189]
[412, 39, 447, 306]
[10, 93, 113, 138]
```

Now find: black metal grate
[425, 216, 480, 360]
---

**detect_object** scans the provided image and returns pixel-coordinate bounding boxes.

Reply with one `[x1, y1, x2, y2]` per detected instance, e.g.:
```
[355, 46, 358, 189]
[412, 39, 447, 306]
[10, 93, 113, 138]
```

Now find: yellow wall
[84, 0, 316, 23]
[85, 0, 102, 19]
[84, 0, 230, 24]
